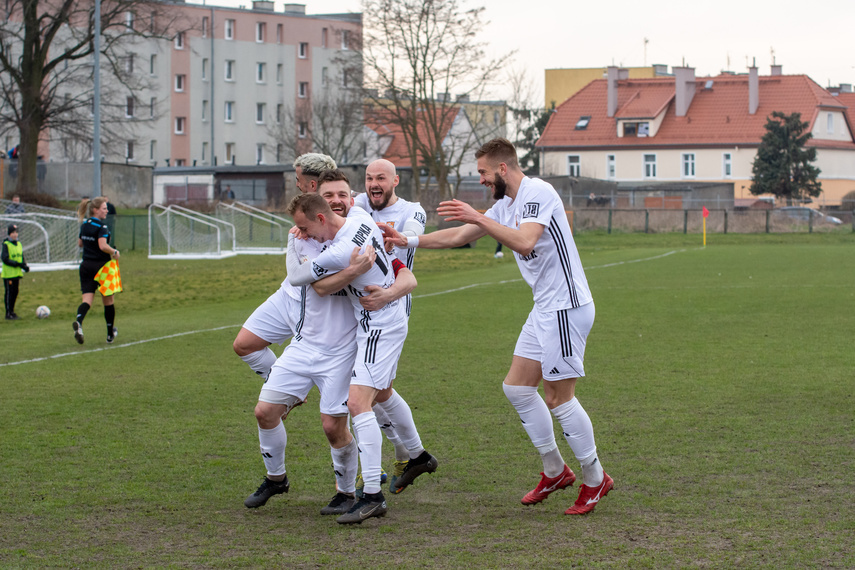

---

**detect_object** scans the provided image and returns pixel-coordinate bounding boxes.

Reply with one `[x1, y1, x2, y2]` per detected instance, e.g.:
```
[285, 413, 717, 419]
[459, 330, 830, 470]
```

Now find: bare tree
[0, 0, 188, 194]
[360, 0, 510, 210]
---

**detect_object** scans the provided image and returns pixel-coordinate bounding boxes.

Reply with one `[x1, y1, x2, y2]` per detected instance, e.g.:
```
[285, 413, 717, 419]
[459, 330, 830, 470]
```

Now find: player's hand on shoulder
[359, 284, 390, 312]
[349, 245, 375, 275]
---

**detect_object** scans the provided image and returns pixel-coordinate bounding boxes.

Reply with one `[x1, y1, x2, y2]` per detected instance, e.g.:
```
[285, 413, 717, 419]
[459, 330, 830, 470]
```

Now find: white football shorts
[259, 343, 355, 417]
[242, 285, 302, 345]
[350, 320, 408, 390]
[514, 301, 595, 381]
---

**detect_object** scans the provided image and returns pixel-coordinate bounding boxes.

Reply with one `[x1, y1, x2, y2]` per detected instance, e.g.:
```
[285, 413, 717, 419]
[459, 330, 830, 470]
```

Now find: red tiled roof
[834, 92, 855, 139]
[537, 74, 855, 150]
[365, 106, 461, 168]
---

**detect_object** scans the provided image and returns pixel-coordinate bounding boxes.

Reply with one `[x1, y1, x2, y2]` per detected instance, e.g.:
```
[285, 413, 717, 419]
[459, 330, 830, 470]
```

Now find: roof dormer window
[575, 116, 590, 130]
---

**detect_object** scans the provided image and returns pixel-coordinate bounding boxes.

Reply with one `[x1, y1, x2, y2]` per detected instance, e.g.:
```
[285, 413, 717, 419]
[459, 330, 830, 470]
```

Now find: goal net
[1, 201, 80, 271]
[215, 201, 292, 254]
[148, 204, 237, 259]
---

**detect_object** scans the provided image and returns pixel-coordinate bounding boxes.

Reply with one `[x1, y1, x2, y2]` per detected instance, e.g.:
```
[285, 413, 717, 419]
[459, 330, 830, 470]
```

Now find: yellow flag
[94, 259, 123, 296]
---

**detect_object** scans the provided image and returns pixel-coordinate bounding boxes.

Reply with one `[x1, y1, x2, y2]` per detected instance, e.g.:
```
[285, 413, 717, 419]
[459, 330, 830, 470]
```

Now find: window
[276, 24, 283, 44]
[125, 54, 134, 74]
[256, 103, 265, 123]
[606, 155, 616, 179]
[225, 19, 235, 40]
[174, 32, 185, 49]
[638, 122, 650, 136]
[174, 74, 185, 92]
[126, 11, 135, 29]
[343, 70, 350, 88]
[723, 153, 732, 178]
[225, 60, 235, 81]
[298, 81, 308, 98]
[322, 27, 328, 48]
[299, 42, 308, 58]
[202, 100, 208, 121]
[175, 159, 186, 167]
[202, 141, 208, 162]
[341, 29, 350, 50]
[150, 11, 157, 33]
[126, 96, 134, 118]
[623, 121, 649, 137]
[225, 143, 235, 164]
[567, 155, 580, 177]
[276, 64, 283, 84]
[256, 143, 264, 164]
[126, 141, 134, 160]
[149, 54, 157, 75]
[175, 117, 186, 134]
[202, 16, 208, 38]
[575, 116, 590, 130]
[682, 153, 695, 178]
[150, 140, 156, 160]
[827, 112, 834, 133]
[256, 22, 265, 42]
[494, 110, 501, 124]
[277, 143, 283, 163]
[276, 103, 283, 124]
[256, 62, 266, 83]
[202, 58, 208, 80]
[150, 97, 156, 118]
[298, 122, 308, 138]
[644, 154, 657, 178]
[321, 66, 328, 86]
[224, 101, 234, 122]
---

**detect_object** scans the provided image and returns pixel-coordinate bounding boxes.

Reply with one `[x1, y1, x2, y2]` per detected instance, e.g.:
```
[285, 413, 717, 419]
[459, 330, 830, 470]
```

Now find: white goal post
[215, 201, 292, 254]
[148, 204, 237, 259]
[0, 209, 81, 271]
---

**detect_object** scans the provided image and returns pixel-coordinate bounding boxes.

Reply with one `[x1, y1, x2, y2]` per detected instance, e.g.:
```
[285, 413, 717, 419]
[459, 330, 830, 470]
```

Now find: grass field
[1, 232, 853, 568]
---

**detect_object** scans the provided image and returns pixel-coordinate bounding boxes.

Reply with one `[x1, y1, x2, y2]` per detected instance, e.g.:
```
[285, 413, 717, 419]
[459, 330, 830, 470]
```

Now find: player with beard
[287, 176, 438, 524]
[381, 138, 612, 516]
[244, 168, 418, 516]
[354, 159, 427, 494]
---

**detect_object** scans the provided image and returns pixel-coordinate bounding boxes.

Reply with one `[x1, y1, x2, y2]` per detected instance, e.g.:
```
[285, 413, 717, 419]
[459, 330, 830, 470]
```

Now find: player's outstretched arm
[359, 265, 416, 312]
[438, 199, 543, 256]
[312, 246, 376, 297]
[379, 221, 485, 250]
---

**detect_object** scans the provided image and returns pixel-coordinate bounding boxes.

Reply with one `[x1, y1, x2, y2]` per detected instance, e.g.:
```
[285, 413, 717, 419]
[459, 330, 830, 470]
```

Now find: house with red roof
[535, 66, 855, 206]
[364, 105, 480, 176]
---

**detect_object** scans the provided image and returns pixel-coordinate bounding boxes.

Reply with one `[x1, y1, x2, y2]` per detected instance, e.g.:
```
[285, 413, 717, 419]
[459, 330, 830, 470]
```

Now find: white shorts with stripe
[350, 319, 408, 391]
[514, 301, 595, 380]
[242, 285, 302, 345]
[259, 342, 356, 417]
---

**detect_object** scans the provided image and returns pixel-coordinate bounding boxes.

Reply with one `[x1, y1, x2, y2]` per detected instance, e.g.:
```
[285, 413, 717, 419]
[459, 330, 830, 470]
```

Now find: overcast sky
[194, 0, 855, 102]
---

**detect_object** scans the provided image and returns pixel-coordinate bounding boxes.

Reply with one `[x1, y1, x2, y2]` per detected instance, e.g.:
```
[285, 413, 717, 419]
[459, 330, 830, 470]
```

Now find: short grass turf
[1, 232, 853, 568]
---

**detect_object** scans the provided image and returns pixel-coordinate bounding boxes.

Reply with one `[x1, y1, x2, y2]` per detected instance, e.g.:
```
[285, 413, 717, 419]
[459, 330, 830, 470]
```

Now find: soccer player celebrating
[382, 138, 613, 515]
[287, 178, 438, 524]
[354, 159, 428, 493]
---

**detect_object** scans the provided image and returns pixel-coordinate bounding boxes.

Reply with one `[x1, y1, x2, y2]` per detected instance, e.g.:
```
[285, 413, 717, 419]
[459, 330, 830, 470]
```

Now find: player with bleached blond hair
[382, 138, 612, 516]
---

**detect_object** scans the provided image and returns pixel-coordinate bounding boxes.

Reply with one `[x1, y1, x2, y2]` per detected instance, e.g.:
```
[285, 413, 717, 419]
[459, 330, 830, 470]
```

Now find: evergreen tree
[750, 111, 822, 205]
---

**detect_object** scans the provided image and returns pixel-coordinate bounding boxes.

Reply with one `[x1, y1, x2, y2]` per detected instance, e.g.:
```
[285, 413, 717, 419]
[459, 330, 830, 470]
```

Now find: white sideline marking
[5, 250, 683, 368]
[0, 324, 239, 368]
[414, 249, 684, 299]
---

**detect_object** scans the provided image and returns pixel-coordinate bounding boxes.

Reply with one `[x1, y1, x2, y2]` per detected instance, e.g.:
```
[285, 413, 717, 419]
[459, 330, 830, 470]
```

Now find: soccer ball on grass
[36, 305, 51, 319]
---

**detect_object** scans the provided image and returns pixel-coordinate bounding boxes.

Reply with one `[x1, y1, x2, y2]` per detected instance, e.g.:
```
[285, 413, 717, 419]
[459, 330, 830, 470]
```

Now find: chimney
[840, 84, 852, 93]
[749, 66, 759, 115]
[770, 64, 782, 76]
[674, 66, 696, 117]
[283, 3, 306, 14]
[618, 68, 629, 80]
[607, 66, 619, 117]
[252, 0, 274, 11]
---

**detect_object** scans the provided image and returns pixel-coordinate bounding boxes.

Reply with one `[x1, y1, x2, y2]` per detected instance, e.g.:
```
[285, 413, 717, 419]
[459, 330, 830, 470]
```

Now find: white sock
[352, 412, 383, 494]
[550, 397, 602, 485]
[258, 422, 287, 477]
[581, 452, 604, 488]
[240, 347, 277, 380]
[372, 404, 410, 461]
[375, 390, 424, 459]
[540, 445, 566, 478]
[331, 437, 359, 495]
[503, 383, 558, 453]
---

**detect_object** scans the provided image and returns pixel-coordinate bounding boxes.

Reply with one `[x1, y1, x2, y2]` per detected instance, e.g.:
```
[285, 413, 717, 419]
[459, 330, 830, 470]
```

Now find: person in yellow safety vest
[2, 224, 30, 320]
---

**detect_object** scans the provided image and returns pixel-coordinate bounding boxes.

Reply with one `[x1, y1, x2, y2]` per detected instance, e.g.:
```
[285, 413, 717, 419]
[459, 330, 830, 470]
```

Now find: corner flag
[94, 259, 123, 296]
[702, 206, 709, 247]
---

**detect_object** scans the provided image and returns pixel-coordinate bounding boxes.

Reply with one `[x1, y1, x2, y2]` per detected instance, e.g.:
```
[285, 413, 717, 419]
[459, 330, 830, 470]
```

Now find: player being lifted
[382, 138, 613, 515]
[287, 175, 438, 524]
[353, 159, 428, 493]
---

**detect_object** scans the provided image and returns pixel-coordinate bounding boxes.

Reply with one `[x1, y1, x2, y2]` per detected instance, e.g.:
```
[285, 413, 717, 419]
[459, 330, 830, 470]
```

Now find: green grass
[1, 233, 854, 568]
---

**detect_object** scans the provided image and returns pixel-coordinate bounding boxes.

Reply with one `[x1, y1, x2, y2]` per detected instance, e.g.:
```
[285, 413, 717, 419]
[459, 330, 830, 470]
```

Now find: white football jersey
[485, 177, 592, 311]
[354, 193, 426, 270]
[282, 237, 318, 301]
[287, 235, 357, 355]
[307, 207, 407, 331]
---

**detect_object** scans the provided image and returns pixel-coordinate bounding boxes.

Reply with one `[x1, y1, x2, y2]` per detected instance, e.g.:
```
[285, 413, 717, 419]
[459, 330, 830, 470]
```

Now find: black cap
[7, 224, 18, 235]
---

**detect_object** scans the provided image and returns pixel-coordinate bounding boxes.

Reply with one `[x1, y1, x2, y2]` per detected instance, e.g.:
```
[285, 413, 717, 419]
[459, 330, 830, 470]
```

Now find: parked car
[778, 207, 842, 225]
